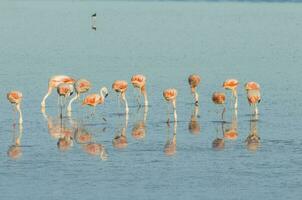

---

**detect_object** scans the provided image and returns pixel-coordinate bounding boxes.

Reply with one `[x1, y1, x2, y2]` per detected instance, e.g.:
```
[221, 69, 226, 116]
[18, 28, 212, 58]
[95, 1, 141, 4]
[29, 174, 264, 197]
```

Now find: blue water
[0, 1, 302, 199]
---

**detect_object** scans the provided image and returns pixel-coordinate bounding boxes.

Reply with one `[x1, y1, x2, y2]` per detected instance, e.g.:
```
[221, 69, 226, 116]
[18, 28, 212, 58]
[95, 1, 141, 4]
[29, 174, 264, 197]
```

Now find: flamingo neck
[172, 100, 177, 122]
[67, 93, 80, 112]
[121, 92, 129, 114]
[41, 87, 53, 107]
[99, 87, 107, 99]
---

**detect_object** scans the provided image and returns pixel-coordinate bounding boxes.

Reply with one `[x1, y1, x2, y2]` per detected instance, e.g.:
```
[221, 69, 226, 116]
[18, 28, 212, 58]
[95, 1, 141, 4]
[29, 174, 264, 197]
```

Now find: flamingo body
[245, 82, 260, 91]
[212, 92, 226, 104]
[223, 79, 239, 90]
[163, 88, 177, 102]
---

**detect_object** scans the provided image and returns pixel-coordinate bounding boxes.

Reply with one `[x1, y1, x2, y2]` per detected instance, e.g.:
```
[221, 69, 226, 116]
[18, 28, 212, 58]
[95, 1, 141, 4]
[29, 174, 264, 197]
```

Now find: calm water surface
[0, 1, 302, 199]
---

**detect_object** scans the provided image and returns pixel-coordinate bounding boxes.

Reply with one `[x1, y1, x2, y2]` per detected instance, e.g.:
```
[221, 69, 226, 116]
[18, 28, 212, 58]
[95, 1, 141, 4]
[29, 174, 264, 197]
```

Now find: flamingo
[57, 83, 74, 118]
[112, 80, 129, 114]
[67, 79, 91, 113]
[131, 74, 148, 107]
[41, 75, 75, 110]
[163, 88, 178, 123]
[245, 82, 261, 116]
[82, 87, 108, 115]
[212, 92, 226, 121]
[223, 79, 239, 110]
[188, 74, 201, 105]
[7, 91, 23, 124]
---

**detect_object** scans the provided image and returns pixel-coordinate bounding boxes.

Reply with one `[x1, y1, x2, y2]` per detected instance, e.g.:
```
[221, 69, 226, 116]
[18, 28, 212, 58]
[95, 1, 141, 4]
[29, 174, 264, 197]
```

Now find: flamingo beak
[105, 93, 109, 98]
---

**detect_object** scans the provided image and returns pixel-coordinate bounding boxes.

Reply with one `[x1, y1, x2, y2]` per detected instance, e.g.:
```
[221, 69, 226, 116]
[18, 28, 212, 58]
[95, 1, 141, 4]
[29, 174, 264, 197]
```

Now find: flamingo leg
[166, 102, 170, 124]
[233, 89, 238, 110]
[16, 104, 23, 124]
[136, 88, 141, 107]
[221, 104, 226, 122]
[172, 100, 177, 122]
[142, 89, 148, 107]
[59, 96, 63, 119]
[121, 92, 129, 114]
[194, 91, 199, 106]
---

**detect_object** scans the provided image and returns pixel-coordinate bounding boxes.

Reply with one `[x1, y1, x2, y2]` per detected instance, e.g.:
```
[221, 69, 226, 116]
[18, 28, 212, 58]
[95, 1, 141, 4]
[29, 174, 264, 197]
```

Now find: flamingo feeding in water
[212, 92, 226, 121]
[7, 91, 23, 124]
[67, 79, 91, 113]
[223, 79, 239, 110]
[41, 75, 75, 110]
[163, 88, 177, 123]
[112, 80, 129, 114]
[131, 74, 148, 107]
[82, 87, 109, 114]
[57, 83, 74, 118]
[245, 82, 261, 116]
[188, 74, 201, 106]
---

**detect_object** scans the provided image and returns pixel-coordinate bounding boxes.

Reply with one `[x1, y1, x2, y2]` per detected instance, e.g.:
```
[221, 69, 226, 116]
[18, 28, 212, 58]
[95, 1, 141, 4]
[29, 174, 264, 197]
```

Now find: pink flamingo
[223, 79, 239, 110]
[82, 87, 108, 114]
[188, 74, 201, 105]
[41, 75, 75, 109]
[67, 79, 91, 113]
[212, 92, 226, 121]
[112, 80, 129, 114]
[131, 74, 148, 107]
[163, 88, 177, 123]
[7, 91, 23, 124]
[57, 83, 74, 118]
[245, 82, 261, 116]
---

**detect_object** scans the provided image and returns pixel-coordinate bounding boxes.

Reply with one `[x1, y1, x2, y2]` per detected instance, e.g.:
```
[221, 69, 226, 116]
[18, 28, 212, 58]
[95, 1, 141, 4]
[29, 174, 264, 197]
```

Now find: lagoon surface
[0, 1, 302, 200]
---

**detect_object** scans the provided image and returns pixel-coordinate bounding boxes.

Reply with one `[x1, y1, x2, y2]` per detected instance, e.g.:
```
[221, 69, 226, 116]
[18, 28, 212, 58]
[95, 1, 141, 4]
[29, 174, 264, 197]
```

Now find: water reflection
[245, 116, 260, 151]
[223, 111, 238, 140]
[132, 106, 148, 140]
[113, 113, 128, 149]
[7, 124, 23, 160]
[188, 105, 200, 135]
[75, 127, 108, 160]
[164, 122, 177, 156]
[212, 122, 225, 150]
[43, 110, 108, 159]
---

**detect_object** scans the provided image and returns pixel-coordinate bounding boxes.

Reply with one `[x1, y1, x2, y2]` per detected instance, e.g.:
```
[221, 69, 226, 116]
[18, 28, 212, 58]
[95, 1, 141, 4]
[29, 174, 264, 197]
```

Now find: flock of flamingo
[7, 74, 261, 124]
[6, 74, 262, 159]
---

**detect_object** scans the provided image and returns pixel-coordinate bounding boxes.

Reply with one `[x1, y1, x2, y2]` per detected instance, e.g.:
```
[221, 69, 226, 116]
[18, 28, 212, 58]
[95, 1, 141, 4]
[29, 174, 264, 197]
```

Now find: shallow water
[0, 1, 302, 199]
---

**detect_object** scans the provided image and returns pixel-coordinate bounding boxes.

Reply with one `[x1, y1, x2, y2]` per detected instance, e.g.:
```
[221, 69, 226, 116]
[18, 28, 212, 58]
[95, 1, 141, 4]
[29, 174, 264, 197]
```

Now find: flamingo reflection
[132, 106, 148, 140]
[113, 113, 128, 149]
[7, 124, 23, 160]
[212, 122, 225, 150]
[245, 116, 260, 151]
[164, 122, 177, 156]
[223, 111, 238, 140]
[188, 105, 200, 135]
[42, 110, 74, 151]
